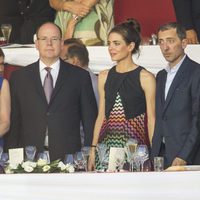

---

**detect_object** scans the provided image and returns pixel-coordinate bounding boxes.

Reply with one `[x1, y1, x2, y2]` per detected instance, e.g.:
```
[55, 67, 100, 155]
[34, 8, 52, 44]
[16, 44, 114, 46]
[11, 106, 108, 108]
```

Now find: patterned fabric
[95, 67, 150, 170]
[54, 0, 114, 46]
[99, 93, 148, 146]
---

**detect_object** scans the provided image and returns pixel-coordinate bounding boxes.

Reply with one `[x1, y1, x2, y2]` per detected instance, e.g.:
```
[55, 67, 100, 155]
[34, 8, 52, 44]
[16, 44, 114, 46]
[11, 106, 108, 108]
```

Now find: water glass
[154, 157, 164, 171]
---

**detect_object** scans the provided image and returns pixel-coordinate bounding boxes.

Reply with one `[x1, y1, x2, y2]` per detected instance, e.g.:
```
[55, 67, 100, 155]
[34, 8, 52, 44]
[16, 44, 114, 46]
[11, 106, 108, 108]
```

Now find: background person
[88, 20, 156, 171]
[151, 22, 200, 168]
[173, 0, 200, 44]
[0, 0, 55, 44]
[49, 0, 114, 45]
[61, 39, 99, 146]
[4, 22, 97, 161]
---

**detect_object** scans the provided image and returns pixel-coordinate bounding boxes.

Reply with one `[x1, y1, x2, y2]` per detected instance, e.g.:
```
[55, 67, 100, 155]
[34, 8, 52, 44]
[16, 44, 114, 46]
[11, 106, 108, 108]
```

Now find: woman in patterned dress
[88, 20, 156, 171]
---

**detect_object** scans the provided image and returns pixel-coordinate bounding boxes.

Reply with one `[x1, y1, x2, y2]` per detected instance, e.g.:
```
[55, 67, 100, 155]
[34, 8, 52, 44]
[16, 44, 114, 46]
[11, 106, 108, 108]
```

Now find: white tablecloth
[2, 44, 200, 74]
[0, 171, 200, 200]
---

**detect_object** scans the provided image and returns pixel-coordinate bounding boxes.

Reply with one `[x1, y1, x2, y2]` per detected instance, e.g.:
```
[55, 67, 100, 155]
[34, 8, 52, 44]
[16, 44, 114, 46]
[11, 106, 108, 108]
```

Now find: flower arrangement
[5, 159, 75, 174]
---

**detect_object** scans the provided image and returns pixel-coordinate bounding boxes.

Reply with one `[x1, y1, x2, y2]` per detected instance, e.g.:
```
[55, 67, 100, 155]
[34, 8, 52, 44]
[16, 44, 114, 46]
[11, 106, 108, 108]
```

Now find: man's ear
[182, 38, 188, 49]
[72, 56, 81, 66]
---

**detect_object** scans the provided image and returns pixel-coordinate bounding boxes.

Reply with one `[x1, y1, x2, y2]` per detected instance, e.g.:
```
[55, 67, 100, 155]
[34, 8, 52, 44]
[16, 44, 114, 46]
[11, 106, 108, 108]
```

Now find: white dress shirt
[39, 59, 60, 88]
[165, 55, 186, 99]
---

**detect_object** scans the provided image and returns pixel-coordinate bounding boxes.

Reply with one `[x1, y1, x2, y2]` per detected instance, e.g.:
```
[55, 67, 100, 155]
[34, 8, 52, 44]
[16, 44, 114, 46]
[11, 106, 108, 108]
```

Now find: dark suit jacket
[173, 0, 200, 41]
[151, 56, 200, 167]
[5, 59, 97, 161]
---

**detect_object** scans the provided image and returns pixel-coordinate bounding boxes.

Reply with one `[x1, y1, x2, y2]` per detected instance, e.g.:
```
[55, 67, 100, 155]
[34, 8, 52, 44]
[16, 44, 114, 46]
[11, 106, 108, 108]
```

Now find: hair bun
[126, 18, 141, 34]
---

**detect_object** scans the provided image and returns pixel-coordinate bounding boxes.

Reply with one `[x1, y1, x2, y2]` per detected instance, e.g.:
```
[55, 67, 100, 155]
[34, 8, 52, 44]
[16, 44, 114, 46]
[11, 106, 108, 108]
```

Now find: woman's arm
[49, 0, 90, 17]
[0, 79, 11, 136]
[88, 70, 108, 171]
[140, 70, 156, 145]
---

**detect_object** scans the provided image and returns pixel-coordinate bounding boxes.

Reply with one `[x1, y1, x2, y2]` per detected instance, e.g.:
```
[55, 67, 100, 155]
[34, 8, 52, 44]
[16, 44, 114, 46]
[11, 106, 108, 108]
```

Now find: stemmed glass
[115, 153, 125, 172]
[97, 143, 109, 171]
[125, 138, 138, 172]
[1, 24, 12, 44]
[135, 145, 149, 172]
[81, 146, 90, 171]
[25, 146, 36, 161]
[37, 152, 50, 164]
[0, 146, 3, 168]
[64, 154, 75, 165]
[0, 146, 3, 160]
[74, 151, 85, 171]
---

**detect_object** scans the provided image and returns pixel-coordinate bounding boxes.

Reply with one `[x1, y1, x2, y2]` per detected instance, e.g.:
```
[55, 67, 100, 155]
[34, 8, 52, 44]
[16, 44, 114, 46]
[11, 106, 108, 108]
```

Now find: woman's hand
[63, 1, 90, 17]
[87, 148, 96, 171]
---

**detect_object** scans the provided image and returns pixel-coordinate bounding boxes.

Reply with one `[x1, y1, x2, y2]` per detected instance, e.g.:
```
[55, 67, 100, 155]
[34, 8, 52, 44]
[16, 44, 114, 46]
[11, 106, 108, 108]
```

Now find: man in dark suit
[151, 22, 200, 168]
[4, 22, 97, 161]
[173, 0, 200, 44]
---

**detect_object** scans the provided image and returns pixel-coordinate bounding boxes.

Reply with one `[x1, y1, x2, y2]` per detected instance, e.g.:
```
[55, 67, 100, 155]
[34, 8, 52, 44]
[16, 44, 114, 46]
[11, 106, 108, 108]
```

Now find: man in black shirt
[0, 0, 55, 44]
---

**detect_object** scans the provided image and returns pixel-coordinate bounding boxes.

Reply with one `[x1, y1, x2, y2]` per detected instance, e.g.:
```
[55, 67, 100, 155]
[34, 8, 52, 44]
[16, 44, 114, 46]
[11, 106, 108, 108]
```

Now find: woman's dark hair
[109, 18, 141, 54]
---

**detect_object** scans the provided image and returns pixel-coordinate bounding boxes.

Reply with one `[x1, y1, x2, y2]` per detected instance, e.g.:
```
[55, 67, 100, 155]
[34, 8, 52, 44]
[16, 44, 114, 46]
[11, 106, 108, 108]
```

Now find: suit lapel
[163, 56, 189, 113]
[30, 61, 47, 104]
[49, 60, 69, 104]
[160, 71, 167, 107]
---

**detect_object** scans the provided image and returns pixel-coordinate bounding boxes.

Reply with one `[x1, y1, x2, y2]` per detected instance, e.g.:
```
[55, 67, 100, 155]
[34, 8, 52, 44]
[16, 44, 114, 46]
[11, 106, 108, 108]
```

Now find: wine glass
[0, 146, 3, 160]
[97, 143, 109, 171]
[0, 152, 9, 168]
[135, 145, 149, 172]
[37, 152, 50, 164]
[74, 151, 85, 171]
[0, 146, 3, 168]
[1, 24, 12, 44]
[81, 146, 90, 171]
[115, 153, 125, 172]
[125, 138, 138, 171]
[25, 146, 36, 161]
[64, 154, 75, 165]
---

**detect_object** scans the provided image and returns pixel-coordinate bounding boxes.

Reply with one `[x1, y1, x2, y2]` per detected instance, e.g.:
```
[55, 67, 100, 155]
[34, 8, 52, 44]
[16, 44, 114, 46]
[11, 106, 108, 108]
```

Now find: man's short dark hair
[64, 38, 83, 46]
[158, 22, 186, 40]
[67, 44, 89, 67]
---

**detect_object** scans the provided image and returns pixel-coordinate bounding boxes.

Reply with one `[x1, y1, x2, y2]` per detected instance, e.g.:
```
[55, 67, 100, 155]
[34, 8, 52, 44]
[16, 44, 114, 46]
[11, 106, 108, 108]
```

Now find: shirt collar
[39, 59, 60, 72]
[165, 55, 186, 73]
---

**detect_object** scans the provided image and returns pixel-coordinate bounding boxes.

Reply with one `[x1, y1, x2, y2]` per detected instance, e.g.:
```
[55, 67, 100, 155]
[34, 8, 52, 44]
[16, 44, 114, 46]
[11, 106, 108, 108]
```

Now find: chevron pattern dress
[95, 66, 150, 170]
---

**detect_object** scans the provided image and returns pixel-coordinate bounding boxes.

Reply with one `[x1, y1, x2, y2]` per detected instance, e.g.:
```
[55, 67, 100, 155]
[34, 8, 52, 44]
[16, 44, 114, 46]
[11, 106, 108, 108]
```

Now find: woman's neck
[116, 59, 138, 73]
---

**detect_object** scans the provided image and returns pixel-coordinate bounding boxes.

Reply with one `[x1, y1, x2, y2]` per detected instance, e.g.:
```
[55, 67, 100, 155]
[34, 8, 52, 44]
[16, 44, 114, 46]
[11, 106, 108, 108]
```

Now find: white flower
[37, 159, 48, 167]
[9, 163, 18, 170]
[42, 165, 51, 172]
[22, 161, 37, 169]
[66, 164, 75, 173]
[24, 165, 34, 173]
[58, 161, 67, 171]
[4, 165, 14, 174]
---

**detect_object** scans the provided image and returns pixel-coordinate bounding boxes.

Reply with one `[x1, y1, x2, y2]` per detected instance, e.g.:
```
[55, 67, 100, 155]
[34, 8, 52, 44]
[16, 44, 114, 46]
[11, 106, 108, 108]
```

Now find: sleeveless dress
[0, 76, 3, 147]
[96, 66, 150, 169]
